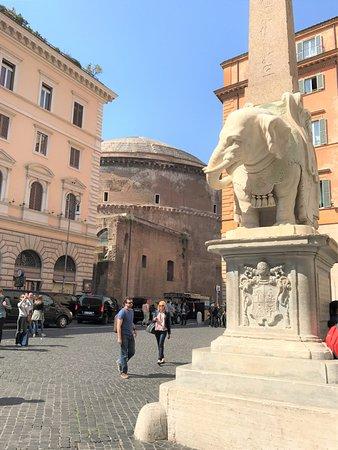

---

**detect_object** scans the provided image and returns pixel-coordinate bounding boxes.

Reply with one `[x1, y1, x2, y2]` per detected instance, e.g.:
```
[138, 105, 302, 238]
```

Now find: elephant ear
[259, 114, 291, 159]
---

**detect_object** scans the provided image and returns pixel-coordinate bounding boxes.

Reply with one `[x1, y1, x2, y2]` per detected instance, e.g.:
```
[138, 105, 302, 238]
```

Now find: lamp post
[61, 194, 80, 293]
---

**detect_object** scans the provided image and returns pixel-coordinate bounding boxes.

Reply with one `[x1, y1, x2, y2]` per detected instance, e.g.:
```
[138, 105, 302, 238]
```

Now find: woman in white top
[15, 294, 32, 346]
[153, 300, 171, 365]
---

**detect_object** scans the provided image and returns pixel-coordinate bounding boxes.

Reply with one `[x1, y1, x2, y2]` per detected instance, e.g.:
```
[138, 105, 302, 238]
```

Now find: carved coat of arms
[239, 261, 291, 328]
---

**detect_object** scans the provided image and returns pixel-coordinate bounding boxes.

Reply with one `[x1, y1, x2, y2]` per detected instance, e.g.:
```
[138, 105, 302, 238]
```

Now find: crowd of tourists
[0, 289, 45, 347]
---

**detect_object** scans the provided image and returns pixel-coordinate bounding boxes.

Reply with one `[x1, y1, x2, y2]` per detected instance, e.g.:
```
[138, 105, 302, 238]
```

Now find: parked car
[3, 289, 73, 328]
[50, 293, 78, 316]
[76, 295, 118, 324]
[131, 297, 148, 324]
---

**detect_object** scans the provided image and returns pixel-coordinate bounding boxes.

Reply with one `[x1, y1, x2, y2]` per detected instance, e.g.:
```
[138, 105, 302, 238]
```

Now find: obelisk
[247, 0, 299, 104]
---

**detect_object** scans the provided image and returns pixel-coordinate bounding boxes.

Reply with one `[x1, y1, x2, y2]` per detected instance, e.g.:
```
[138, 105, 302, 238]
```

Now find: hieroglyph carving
[239, 261, 291, 327]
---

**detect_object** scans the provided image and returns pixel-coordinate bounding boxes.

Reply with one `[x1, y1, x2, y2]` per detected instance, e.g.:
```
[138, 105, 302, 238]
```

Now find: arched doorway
[53, 255, 76, 293]
[14, 250, 42, 291]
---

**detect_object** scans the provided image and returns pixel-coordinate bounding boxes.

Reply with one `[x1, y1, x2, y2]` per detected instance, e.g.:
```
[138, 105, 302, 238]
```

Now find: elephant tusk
[203, 160, 229, 174]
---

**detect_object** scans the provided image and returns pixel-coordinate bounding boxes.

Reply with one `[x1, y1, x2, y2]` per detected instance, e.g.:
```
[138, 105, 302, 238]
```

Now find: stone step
[175, 364, 338, 409]
[191, 347, 338, 384]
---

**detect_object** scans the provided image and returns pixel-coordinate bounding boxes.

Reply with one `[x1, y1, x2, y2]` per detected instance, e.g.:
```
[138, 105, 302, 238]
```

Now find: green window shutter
[315, 35, 323, 54]
[316, 73, 324, 90]
[320, 180, 331, 208]
[298, 79, 305, 93]
[319, 119, 327, 145]
[296, 41, 303, 61]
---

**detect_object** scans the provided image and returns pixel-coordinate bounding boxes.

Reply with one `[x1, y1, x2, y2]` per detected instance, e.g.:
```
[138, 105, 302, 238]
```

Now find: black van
[76, 295, 118, 324]
[3, 289, 73, 328]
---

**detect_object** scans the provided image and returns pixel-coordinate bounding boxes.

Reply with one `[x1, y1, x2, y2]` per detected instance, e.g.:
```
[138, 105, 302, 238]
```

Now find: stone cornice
[100, 156, 205, 175]
[0, 13, 117, 103]
[97, 203, 221, 221]
[215, 49, 338, 103]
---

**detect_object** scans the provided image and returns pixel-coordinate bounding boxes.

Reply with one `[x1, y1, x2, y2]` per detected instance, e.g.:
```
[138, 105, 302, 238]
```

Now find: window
[299, 74, 324, 94]
[0, 113, 9, 139]
[319, 180, 331, 208]
[40, 83, 52, 110]
[311, 119, 327, 147]
[29, 181, 43, 211]
[35, 131, 48, 156]
[155, 194, 160, 204]
[297, 36, 323, 61]
[142, 255, 147, 268]
[103, 191, 109, 202]
[213, 204, 217, 214]
[65, 193, 79, 220]
[70, 147, 80, 169]
[0, 59, 15, 90]
[73, 101, 83, 127]
[167, 260, 174, 282]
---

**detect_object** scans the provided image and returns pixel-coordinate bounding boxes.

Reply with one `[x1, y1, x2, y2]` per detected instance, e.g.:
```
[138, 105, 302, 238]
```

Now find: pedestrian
[153, 300, 171, 365]
[15, 294, 32, 346]
[116, 298, 136, 379]
[142, 299, 150, 326]
[181, 302, 188, 326]
[0, 288, 12, 345]
[31, 295, 45, 337]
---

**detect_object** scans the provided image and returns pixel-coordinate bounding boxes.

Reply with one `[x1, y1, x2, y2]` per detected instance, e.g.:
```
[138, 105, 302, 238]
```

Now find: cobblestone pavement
[0, 322, 223, 450]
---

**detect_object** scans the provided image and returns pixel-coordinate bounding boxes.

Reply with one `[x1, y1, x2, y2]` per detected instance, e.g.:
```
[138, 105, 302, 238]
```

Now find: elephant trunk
[206, 172, 232, 190]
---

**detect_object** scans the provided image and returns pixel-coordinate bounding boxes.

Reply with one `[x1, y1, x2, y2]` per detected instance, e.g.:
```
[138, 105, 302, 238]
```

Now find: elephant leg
[234, 183, 259, 228]
[274, 166, 301, 225]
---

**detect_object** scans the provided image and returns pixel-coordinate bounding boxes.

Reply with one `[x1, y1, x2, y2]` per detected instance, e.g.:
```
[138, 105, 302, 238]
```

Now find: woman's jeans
[155, 330, 167, 360]
[119, 334, 135, 374]
[32, 320, 43, 335]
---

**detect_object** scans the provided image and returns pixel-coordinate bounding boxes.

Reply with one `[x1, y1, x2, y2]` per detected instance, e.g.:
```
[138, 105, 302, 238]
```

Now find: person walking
[15, 294, 32, 346]
[142, 299, 150, 326]
[31, 295, 44, 337]
[153, 300, 171, 365]
[181, 302, 188, 326]
[0, 289, 11, 345]
[116, 298, 136, 379]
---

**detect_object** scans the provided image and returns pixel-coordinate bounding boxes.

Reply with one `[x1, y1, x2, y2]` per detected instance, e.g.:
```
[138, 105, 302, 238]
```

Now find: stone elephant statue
[204, 92, 319, 228]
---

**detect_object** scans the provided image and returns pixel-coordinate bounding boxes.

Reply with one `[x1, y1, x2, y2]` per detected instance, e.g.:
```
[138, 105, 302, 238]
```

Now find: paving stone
[1, 323, 222, 449]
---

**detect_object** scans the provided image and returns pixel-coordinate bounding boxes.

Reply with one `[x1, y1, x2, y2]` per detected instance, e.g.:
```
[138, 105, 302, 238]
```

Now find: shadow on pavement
[128, 373, 175, 379]
[0, 397, 45, 406]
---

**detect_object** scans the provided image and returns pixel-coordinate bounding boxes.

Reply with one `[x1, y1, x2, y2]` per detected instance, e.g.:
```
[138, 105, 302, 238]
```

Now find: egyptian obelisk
[247, 0, 299, 104]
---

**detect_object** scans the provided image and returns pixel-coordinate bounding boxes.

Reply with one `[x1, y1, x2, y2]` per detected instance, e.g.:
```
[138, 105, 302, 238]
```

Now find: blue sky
[2, 0, 337, 162]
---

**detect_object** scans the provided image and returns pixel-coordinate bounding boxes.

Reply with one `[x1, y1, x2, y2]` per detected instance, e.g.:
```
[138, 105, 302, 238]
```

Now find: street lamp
[61, 194, 80, 293]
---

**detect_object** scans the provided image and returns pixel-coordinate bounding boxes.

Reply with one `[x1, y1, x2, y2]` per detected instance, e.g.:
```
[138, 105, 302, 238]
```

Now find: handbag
[146, 322, 155, 334]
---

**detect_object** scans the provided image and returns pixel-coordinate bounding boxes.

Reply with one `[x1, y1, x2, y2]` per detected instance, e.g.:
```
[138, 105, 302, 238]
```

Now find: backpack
[325, 325, 338, 358]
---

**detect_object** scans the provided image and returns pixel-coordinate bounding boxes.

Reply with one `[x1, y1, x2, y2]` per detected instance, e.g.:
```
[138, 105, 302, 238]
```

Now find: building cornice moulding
[100, 157, 205, 175]
[98, 203, 221, 221]
[0, 14, 117, 103]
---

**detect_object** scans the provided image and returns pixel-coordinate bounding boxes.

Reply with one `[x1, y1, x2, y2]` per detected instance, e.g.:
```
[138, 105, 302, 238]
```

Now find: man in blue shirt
[116, 298, 136, 379]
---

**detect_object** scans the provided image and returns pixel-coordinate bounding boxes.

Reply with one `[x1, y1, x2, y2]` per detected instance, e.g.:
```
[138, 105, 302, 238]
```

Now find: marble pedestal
[135, 226, 338, 450]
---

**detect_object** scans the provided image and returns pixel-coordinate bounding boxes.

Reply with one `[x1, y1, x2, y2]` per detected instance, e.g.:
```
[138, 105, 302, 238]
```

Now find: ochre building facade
[216, 16, 338, 298]
[96, 137, 221, 302]
[0, 9, 116, 293]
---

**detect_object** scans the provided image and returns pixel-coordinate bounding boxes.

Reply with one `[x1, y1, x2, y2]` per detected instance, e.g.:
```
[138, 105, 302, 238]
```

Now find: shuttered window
[0, 59, 15, 90]
[72, 102, 83, 127]
[70, 147, 80, 169]
[311, 119, 327, 147]
[0, 113, 9, 139]
[299, 74, 324, 94]
[35, 131, 48, 155]
[297, 36, 323, 61]
[319, 180, 331, 208]
[40, 83, 52, 110]
[29, 181, 43, 211]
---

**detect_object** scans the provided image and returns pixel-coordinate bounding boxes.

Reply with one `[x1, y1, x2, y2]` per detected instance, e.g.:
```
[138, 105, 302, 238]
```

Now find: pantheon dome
[96, 137, 221, 302]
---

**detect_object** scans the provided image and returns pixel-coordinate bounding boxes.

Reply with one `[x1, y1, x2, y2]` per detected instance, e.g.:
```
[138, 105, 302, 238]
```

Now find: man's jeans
[155, 330, 167, 360]
[15, 317, 28, 344]
[119, 334, 135, 374]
